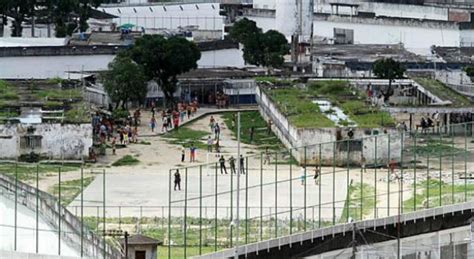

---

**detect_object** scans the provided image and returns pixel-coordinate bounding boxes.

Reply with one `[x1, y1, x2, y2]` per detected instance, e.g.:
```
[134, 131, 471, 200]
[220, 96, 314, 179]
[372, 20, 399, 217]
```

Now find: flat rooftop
[312, 44, 425, 63]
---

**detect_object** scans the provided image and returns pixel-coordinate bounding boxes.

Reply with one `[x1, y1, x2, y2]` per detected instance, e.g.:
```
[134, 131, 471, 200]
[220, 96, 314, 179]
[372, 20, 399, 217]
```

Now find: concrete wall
[0, 174, 121, 258]
[255, 86, 401, 166]
[0, 123, 92, 160]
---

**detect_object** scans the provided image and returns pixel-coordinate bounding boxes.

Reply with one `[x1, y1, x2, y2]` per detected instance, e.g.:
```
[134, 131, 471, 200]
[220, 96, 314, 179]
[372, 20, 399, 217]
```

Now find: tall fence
[1, 122, 474, 258]
[167, 122, 474, 258]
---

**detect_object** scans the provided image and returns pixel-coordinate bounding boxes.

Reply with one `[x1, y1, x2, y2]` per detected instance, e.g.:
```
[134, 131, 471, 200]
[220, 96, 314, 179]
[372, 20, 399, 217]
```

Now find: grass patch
[64, 104, 90, 123]
[112, 155, 140, 166]
[48, 177, 94, 206]
[403, 179, 474, 212]
[163, 126, 209, 149]
[222, 111, 283, 149]
[137, 140, 152, 145]
[34, 88, 82, 100]
[413, 138, 465, 156]
[0, 163, 80, 181]
[0, 80, 19, 101]
[413, 77, 472, 107]
[266, 80, 394, 128]
[340, 183, 376, 222]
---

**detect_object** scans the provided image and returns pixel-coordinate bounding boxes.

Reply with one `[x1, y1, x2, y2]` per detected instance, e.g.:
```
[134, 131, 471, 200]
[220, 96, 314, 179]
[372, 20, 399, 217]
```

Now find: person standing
[300, 166, 306, 186]
[111, 137, 116, 155]
[249, 126, 255, 143]
[207, 136, 213, 153]
[214, 123, 220, 140]
[190, 144, 196, 162]
[229, 156, 236, 174]
[215, 139, 220, 157]
[267, 119, 272, 135]
[209, 116, 215, 132]
[239, 155, 245, 174]
[181, 148, 185, 162]
[174, 170, 181, 191]
[219, 155, 228, 174]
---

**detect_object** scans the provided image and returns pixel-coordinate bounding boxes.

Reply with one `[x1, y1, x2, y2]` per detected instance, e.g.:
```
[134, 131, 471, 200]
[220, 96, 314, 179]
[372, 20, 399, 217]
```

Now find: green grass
[413, 77, 472, 107]
[0, 163, 81, 181]
[48, 177, 94, 206]
[0, 80, 19, 101]
[163, 126, 209, 149]
[34, 88, 82, 100]
[266, 80, 394, 128]
[64, 104, 90, 123]
[403, 179, 474, 212]
[340, 183, 376, 222]
[222, 111, 283, 149]
[413, 138, 465, 156]
[112, 155, 140, 166]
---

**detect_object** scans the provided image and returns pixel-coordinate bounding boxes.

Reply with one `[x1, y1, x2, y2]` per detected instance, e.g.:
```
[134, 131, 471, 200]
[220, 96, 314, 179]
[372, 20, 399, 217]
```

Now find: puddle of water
[313, 100, 357, 127]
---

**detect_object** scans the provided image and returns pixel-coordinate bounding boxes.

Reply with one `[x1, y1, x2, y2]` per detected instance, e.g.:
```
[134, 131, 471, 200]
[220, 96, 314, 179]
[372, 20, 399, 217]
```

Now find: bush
[112, 109, 130, 120]
[112, 155, 140, 166]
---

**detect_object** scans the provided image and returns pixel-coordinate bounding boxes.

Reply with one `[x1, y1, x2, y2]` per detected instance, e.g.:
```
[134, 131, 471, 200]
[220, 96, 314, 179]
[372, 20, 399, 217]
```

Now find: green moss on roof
[265, 80, 395, 128]
[413, 77, 472, 107]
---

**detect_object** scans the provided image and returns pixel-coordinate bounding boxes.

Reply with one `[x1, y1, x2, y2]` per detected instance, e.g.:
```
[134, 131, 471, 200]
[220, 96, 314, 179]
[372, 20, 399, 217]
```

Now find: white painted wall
[247, 16, 462, 54]
[100, 3, 224, 31]
[0, 124, 92, 160]
[364, 2, 448, 21]
[0, 48, 246, 79]
[253, 0, 276, 9]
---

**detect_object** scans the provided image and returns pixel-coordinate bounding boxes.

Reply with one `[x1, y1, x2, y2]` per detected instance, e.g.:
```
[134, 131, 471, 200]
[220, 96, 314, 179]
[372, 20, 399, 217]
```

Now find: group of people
[146, 100, 200, 133]
[219, 155, 246, 175]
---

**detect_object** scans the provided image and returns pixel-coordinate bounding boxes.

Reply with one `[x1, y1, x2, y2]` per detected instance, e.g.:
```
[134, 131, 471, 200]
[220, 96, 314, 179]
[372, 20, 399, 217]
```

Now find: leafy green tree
[104, 55, 147, 109]
[2, 0, 36, 37]
[373, 58, 406, 101]
[229, 18, 261, 44]
[230, 19, 289, 69]
[128, 35, 201, 106]
[77, 0, 103, 32]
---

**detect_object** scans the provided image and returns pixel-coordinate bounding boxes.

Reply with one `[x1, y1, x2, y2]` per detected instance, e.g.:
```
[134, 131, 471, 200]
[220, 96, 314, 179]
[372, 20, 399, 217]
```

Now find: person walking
[181, 148, 185, 162]
[229, 156, 236, 174]
[190, 144, 196, 162]
[215, 139, 220, 157]
[207, 136, 213, 153]
[239, 155, 245, 174]
[150, 116, 156, 132]
[263, 147, 271, 165]
[162, 116, 168, 132]
[313, 165, 320, 185]
[174, 170, 181, 191]
[361, 155, 367, 173]
[300, 166, 306, 186]
[209, 116, 215, 132]
[219, 155, 228, 174]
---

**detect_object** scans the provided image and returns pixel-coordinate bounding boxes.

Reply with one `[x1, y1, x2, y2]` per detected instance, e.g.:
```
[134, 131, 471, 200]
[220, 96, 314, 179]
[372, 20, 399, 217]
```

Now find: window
[338, 140, 363, 152]
[20, 135, 42, 149]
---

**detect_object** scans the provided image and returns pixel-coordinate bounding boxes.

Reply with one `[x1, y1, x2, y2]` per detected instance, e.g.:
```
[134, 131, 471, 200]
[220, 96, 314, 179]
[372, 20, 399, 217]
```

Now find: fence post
[80, 167, 84, 257]
[36, 164, 39, 254]
[332, 143, 336, 225]
[303, 147, 307, 231]
[318, 144, 322, 228]
[427, 152, 430, 209]
[413, 132, 417, 212]
[346, 140, 350, 221]
[289, 149, 293, 235]
[102, 169, 106, 259]
[184, 168, 188, 259]
[245, 157, 249, 244]
[58, 167, 61, 256]
[199, 165, 203, 255]
[451, 124, 455, 204]
[464, 123, 468, 202]
[168, 169, 172, 259]
[439, 131, 442, 207]
[260, 153, 263, 241]
[387, 135, 391, 217]
[374, 136, 378, 218]
[214, 163, 218, 251]
[275, 152, 278, 238]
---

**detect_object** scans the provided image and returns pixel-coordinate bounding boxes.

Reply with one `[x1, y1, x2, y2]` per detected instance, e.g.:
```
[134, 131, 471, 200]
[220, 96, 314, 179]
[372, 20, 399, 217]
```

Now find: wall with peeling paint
[0, 124, 92, 160]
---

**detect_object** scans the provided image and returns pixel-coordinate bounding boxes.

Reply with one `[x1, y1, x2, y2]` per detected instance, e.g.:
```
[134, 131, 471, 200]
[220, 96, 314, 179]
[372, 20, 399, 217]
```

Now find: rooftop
[119, 234, 162, 246]
[263, 80, 395, 128]
[312, 44, 425, 63]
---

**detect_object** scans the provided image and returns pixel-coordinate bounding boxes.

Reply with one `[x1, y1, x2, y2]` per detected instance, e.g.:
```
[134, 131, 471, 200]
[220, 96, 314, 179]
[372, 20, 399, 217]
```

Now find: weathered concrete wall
[0, 123, 92, 160]
[0, 174, 121, 258]
[256, 86, 402, 166]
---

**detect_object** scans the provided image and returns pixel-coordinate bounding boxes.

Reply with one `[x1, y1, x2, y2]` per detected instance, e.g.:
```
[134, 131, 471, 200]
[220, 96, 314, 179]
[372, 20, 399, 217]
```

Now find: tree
[230, 19, 289, 69]
[104, 55, 147, 109]
[373, 58, 406, 101]
[2, 0, 36, 37]
[128, 35, 201, 106]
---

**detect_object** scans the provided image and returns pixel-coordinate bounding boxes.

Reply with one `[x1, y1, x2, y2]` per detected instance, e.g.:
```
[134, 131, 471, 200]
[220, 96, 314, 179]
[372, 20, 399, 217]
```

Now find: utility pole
[351, 223, 356, 259]
[235, 112, 241, 259]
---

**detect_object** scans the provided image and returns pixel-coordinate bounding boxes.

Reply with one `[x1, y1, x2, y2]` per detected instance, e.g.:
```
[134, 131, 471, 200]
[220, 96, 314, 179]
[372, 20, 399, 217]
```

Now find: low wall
[0, 174, 121, 258]
[255, 86, 401, 166]
[0, 123, 93, 160]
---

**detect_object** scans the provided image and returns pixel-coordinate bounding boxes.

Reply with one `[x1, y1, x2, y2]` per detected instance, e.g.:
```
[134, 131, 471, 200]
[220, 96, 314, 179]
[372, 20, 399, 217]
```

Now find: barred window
[20, 135, 42, 149]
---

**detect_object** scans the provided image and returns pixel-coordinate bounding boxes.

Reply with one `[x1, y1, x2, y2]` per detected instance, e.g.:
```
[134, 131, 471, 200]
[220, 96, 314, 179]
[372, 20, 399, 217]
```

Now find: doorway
[135, 250, 146, 259]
